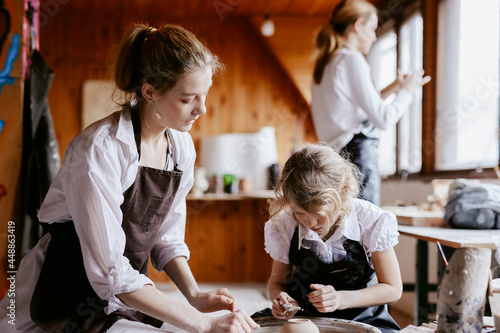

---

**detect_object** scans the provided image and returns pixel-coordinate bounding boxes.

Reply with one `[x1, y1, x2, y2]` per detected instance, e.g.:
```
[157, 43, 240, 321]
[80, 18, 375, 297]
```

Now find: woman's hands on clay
[271, 291, 300, 319]
[308, 284, 344, 313]
[190, 287, 241, 312]
[206, 311, 260, 333]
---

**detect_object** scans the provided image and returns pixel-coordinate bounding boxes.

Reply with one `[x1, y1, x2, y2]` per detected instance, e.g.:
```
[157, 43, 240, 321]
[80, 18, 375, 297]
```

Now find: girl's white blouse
[37, 108, 196, 314]
[264, 199, 399, 267]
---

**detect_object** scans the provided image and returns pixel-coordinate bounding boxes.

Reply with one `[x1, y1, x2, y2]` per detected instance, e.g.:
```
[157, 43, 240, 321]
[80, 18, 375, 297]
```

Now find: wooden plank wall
[38, 8, 317, 282]
[149, 199, 273, 283]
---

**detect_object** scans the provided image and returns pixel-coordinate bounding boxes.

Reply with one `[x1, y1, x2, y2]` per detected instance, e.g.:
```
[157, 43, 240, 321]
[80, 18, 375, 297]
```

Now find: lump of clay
[280, 319, 319, 333]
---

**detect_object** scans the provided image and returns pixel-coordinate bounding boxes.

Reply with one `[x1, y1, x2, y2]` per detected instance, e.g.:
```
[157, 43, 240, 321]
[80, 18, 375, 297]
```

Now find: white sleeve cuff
[151, 246, 191, 272]
[395, 89, 413, 107]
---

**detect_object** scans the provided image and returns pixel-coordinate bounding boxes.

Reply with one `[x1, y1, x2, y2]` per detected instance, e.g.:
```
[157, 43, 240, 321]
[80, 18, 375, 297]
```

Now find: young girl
[0, 24, 259, 333]
[311, 0, 430, 205]
[257, 143, 402, 332]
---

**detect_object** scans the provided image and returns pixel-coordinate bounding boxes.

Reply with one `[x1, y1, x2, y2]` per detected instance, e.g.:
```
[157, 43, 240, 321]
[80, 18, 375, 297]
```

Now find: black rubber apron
[286, 227, 400, 333]
[30, 111, 183, 332]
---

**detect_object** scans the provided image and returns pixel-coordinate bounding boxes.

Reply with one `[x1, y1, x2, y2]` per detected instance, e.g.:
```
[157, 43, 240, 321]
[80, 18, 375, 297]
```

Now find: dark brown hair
[113, 23, 222, 106]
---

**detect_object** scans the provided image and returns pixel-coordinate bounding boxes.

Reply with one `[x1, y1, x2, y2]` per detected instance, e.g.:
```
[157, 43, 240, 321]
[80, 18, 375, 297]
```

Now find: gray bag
[444, 179, 500, 229]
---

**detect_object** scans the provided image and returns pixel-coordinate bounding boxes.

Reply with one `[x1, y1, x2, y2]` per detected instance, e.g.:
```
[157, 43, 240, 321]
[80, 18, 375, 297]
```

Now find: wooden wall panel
[148, 199, 273, 283]
[250, 16, 327, 104]
[187, 199, 272, 282]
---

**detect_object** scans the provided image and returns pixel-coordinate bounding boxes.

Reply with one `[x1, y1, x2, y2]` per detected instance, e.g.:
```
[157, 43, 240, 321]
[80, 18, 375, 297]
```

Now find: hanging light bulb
[261, 13, 275, 37]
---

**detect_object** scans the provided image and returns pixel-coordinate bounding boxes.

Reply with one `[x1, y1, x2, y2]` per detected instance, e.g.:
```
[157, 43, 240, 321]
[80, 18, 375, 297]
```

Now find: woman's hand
[399, 69, 431, 91]
[381, 69, 431, 99]
[308, 284, 343, 313]
[206, 310, 260, 333]
[271, 291, 300, 319]
[190, 287, 240, 313]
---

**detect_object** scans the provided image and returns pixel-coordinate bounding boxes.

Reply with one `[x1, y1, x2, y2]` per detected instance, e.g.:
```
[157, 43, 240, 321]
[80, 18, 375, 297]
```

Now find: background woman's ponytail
[313, 25, 340, 84]
[313, 0, 376, 84]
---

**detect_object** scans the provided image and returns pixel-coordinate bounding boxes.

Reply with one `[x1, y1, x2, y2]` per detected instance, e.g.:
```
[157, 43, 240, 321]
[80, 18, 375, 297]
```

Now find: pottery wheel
[254, 317, 381, 333]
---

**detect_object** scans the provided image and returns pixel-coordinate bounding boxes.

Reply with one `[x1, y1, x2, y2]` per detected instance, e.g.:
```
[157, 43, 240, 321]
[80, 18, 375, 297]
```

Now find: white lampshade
[261, 16, 275, 37]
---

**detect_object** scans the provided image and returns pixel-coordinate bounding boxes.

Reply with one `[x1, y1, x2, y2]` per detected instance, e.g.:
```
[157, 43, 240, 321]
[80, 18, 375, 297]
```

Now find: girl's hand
[271, 291, 300, 319]
[206, 310, 260, 333]
[308, 284, 343, 313]
[191, 287, 240, 313]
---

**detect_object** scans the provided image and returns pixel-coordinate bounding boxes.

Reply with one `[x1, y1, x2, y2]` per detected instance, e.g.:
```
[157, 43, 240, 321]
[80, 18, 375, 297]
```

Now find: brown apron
[30, 110, 183, 332]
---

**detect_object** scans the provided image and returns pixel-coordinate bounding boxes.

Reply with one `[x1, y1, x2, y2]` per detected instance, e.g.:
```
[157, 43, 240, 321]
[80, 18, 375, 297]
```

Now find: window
[368, 11, 424, 177]
[435, 0, 499, 171]
[368, 29, 398, 176]
[369, 0, 500, 177]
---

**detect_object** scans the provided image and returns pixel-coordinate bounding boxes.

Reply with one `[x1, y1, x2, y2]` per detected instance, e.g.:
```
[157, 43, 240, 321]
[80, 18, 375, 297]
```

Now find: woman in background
[0, 24, 259, 333]
[311, 0, 431, 205]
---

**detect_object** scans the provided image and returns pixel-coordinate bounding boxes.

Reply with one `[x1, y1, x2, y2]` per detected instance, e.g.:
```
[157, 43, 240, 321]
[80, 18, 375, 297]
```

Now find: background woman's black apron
[30, 111, 182, 332]
[286, 227, 400, 333]
[341, 132, 380, 206]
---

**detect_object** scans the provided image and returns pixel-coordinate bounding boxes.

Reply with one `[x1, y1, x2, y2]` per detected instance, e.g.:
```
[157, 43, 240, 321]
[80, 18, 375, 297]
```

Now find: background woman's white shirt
[37, 107, 196, 314]
[264, 198, 399, 267]
[310, 47, 413, 149]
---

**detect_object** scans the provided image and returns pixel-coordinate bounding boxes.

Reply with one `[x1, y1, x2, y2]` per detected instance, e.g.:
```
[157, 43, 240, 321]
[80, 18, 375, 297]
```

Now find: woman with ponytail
[311, 0, 430, 206]
[0, 24, 259, 332]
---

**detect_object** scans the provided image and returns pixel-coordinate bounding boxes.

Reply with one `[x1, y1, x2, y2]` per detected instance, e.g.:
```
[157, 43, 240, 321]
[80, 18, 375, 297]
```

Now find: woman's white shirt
[37, 107, 195, 314]
[311, 47, 413, 149]
[264, 199, 399, 267]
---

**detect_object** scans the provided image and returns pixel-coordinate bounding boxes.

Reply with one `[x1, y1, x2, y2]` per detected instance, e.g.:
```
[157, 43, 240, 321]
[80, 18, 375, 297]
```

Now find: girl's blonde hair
[313, 0, 377, 84]
[269, 143, 360, 237]
[112, 23, 223, 106]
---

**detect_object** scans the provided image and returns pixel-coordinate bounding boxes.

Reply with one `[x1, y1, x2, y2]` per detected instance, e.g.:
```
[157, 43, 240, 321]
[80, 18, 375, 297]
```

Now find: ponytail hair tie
[146, 27, 157, 39]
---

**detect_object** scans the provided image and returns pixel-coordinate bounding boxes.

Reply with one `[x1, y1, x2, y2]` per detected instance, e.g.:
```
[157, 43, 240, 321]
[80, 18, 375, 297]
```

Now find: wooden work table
[398, 225, 500, 249]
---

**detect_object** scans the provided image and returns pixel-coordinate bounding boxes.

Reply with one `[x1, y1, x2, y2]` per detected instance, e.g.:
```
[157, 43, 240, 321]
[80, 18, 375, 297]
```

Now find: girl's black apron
[30, 111, 182, 332]
[286, 227, 400, 333]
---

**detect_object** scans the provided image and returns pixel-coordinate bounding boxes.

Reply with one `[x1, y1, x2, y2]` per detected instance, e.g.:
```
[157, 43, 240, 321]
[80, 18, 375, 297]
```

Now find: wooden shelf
[186, 190, 275, 201]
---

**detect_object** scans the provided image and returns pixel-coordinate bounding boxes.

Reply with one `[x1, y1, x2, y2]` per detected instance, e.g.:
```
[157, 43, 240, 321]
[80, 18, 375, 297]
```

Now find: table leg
[415, 239, 429, 325]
